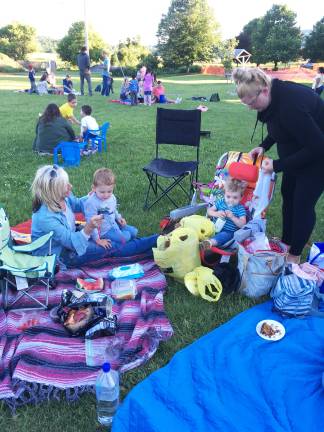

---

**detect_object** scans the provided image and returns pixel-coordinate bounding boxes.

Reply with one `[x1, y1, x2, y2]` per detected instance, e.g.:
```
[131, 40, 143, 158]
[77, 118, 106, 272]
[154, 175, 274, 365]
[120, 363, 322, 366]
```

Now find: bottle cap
[102, 362, 111, 372]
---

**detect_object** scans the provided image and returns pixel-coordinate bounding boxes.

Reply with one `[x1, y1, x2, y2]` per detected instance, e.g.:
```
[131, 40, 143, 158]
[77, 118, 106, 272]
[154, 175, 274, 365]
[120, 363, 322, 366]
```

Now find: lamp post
[84, 0, 89, 53]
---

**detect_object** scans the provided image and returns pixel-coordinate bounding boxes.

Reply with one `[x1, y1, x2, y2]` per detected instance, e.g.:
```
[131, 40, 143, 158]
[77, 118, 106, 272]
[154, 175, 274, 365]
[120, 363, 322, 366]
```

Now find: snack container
[111, 279, 137, 300]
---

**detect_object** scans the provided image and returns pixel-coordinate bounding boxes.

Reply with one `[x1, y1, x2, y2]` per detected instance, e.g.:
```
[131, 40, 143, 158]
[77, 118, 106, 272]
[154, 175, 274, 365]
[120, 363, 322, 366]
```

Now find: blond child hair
[93, 168, 115, 187]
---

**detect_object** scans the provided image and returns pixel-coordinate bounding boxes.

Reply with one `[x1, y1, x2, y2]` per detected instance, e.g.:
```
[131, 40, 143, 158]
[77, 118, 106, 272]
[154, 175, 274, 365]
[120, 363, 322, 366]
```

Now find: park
[0, 1, 323, 431]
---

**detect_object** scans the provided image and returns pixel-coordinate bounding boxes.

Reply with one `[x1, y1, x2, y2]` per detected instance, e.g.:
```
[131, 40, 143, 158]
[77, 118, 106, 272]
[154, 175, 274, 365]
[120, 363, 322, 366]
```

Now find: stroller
[167, 150, 277, 266]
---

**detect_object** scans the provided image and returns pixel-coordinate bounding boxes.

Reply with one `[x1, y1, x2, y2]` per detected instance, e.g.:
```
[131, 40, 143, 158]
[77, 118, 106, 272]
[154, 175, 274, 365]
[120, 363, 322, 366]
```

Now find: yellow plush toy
[153, 227, 201, 282]
[184, 266, 222, 302]
[179, 215, 215, 241]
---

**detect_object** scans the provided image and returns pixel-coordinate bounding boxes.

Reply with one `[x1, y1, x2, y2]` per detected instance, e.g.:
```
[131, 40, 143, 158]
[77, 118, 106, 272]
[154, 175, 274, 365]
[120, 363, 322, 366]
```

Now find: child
[84, 168, 138, 248]
[143, 68, 155, 106]
[120, 78, 129, 101]
[203, 178, 247, 248]
[28, 64, 37, 94]
[128, 74, 139, 105]
[80, 105, 99, 139]
[59, 93, 80, 126]
[63, 74, 74, 94]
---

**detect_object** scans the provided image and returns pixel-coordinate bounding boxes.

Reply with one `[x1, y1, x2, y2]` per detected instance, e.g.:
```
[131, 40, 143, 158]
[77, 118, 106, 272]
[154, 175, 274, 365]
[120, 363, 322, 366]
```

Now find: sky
[0, 0, 319, 47]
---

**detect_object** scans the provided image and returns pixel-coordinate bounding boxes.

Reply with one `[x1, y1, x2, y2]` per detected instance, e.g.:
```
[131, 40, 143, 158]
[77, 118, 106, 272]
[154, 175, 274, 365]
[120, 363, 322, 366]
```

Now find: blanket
[113, 301, 324, 432]
[0, 255, 173, 412]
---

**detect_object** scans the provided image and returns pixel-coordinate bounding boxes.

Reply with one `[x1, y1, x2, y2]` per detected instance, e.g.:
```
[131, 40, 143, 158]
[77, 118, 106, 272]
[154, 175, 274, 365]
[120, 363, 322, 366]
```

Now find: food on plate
[260, 321, 281, 338]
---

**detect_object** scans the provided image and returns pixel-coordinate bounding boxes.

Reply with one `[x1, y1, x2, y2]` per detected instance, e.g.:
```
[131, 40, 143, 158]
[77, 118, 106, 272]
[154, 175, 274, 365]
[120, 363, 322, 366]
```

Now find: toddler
[84, 168, 138, 249]
[28, 64, 37, 93]
[203, 178, 247, 248]
[120, 78, 129, 101]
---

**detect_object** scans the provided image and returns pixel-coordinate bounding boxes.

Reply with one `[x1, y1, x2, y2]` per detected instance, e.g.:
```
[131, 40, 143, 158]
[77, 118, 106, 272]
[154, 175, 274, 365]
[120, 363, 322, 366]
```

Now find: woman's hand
[261, 158, 274, 173]
[83, 215, 103, 236]
[248, 146, 264, 160]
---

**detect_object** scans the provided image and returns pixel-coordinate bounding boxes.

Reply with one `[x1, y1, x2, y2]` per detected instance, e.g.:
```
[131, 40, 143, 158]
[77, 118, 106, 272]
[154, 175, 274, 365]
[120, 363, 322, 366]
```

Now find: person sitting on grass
[120, 78, 129, 101]
[202, 177, 247, 249]
[84, 168, 138, 249]
[33, 103, 76, 155]
[59, 93, 81, 126]
[63, 74, 74, 94]
[31, 165, 157, 268]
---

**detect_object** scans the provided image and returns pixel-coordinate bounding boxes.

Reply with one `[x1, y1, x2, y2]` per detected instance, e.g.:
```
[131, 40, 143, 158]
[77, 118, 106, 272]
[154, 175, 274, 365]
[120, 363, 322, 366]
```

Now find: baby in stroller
[202, 177, 247, 249]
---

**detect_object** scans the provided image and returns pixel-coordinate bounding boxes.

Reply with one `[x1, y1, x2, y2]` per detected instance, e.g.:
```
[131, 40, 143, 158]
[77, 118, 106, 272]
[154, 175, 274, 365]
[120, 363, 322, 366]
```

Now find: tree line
[0, 1, 323, 70]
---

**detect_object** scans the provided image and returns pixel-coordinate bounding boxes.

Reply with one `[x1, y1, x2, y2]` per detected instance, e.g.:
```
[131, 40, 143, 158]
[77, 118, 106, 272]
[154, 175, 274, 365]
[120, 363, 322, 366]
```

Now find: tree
[37, 36, 58, 53]
[57, 22, 109, 65]
[0, 23, 37, 60]
[215, 38, 238, 71]
[236, 18, 261, 53]
[303, 17, 324, 62]
[252, 5, 301, 69]
[114, 37, 150, 67]
[157, 0, 221, 70]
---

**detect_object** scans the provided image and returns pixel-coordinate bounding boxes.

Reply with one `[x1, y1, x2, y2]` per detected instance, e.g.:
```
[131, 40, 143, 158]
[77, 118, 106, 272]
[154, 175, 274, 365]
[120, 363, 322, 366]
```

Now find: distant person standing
[101, 51, 111, 96]
[28, 64, 37, 93]
[312, 67, 324, 96]
[77, 46, 92, 96]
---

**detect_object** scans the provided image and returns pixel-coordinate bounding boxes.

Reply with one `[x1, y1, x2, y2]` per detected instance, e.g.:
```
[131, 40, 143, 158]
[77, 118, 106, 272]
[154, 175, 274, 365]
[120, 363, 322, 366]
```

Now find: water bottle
[96, 362, 119, 426]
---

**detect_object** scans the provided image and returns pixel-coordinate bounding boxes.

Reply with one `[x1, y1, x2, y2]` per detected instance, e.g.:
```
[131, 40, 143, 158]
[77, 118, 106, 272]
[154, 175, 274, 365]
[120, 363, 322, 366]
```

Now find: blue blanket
[113, 301, 324, 432]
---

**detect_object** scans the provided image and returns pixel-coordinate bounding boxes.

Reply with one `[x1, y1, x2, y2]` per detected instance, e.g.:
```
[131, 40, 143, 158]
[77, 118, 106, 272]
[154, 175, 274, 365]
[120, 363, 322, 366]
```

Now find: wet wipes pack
[108, 263, 144, 280]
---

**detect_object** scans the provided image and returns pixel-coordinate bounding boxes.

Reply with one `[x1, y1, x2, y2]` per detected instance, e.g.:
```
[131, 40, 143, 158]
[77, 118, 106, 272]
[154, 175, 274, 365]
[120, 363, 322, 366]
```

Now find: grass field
[0, 72, 323, 431]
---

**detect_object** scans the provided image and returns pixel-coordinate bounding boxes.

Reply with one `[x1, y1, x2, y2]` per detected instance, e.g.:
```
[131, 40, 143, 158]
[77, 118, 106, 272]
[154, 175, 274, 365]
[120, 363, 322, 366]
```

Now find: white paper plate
[256, 320, 285, 341]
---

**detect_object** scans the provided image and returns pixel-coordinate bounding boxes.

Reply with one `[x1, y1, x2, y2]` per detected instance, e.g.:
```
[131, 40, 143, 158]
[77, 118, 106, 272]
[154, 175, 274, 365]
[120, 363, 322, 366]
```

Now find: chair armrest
[12, 231, 53, 253]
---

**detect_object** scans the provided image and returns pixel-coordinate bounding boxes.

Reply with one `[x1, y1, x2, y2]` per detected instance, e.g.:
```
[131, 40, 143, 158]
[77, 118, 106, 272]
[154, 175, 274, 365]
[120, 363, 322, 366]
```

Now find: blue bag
[307, 242, 324, 292]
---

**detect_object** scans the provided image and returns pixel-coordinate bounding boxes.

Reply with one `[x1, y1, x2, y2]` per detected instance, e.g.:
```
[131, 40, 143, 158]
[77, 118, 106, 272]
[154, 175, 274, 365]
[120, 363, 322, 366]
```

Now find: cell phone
[97, 208, 111, 215]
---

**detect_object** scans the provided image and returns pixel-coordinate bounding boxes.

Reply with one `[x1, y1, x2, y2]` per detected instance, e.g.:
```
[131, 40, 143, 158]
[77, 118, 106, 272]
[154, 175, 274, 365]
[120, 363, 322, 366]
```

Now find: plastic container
[111, 279, 137, 300]
[214, 217, 226, 233]
[96, 362, 119, 426]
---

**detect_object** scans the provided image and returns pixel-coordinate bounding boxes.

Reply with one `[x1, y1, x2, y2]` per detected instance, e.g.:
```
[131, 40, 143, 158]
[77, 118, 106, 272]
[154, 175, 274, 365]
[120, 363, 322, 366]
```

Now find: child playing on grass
[120, 78, 129, 101]
[28, 64, 37, 94]
[59, 93, 80, 126]
[128, 74, 139, 105]
[84, 168, 138, 249]
[63, 74, 74, 94]
[202, 177, 247, 248]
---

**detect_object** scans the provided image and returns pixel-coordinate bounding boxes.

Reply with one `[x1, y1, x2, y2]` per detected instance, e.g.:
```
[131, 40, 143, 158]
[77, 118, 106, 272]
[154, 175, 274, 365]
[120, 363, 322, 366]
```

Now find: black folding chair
[143, 108, 201, 210]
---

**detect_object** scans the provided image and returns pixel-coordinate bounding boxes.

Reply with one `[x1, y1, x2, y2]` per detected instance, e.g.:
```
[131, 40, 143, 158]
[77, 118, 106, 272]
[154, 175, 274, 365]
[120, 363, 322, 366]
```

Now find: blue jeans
[63, 234, 157, 267]
[101, 75, 111, 96]
[211, 230, 234, 246]
[102, 224, 138, 243]
[80, 71, 92, 96]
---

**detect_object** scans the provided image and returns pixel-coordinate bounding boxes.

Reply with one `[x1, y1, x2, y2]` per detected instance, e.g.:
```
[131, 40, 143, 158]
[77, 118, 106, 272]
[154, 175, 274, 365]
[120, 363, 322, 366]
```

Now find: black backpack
[210, 93, 220, 102]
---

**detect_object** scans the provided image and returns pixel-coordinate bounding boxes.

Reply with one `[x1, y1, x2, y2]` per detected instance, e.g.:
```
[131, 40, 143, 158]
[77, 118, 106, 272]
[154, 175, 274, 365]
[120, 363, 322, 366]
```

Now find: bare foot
[287, 253, 301, 264]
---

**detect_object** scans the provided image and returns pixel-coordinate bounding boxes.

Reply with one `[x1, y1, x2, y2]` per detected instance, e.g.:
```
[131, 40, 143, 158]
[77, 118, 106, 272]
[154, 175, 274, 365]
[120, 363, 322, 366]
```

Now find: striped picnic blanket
[0, 254, 173, 412]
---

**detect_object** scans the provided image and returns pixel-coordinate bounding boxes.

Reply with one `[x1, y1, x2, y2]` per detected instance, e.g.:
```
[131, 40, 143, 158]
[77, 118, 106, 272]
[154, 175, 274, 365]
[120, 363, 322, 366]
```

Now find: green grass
[0, 72, 323, 431]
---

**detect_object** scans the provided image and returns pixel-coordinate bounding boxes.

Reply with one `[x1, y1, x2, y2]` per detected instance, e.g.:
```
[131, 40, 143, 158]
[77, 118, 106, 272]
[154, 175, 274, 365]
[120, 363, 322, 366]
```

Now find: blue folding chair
[84, 122, 110, 152]
[53, 141, 83, 167]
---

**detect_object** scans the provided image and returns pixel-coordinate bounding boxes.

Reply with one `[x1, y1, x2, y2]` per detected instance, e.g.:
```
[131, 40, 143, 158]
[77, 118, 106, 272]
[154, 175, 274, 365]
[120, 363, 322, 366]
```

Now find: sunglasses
[49, 165, 59, 178]
[242, 90, 262, 107]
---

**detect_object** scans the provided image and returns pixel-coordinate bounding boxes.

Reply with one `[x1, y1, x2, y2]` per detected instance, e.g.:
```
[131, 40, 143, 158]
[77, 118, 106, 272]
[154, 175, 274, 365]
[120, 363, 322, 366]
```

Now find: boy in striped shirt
[203, 178, 247, 248]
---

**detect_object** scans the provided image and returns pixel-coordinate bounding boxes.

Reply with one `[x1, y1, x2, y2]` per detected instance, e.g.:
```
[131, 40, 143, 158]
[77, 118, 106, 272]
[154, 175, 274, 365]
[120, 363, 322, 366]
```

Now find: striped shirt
[215, 199, 246, 232]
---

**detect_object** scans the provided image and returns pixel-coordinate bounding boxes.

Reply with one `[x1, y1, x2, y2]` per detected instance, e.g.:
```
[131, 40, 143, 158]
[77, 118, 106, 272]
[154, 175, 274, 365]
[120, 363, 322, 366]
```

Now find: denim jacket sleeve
[32, 203, 89, 257]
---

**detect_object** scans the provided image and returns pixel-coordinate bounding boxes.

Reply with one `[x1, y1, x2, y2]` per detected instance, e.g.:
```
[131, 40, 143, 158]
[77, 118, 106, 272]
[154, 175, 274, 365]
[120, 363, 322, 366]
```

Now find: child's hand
[118, 217, 127, 226]
[225, 210, 234, 219]
[96, 238, 112, 249]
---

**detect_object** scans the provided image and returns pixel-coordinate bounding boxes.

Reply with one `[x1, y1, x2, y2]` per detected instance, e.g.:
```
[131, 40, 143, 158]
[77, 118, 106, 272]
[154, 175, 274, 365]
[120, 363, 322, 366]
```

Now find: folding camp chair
[143, 108, 201, 210]
[0, 208, 57, 310]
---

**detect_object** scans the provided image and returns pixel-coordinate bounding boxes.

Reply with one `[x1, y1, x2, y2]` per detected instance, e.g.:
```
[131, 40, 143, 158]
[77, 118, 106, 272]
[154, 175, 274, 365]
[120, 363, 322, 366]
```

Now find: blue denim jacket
[32, 194, 88, 258]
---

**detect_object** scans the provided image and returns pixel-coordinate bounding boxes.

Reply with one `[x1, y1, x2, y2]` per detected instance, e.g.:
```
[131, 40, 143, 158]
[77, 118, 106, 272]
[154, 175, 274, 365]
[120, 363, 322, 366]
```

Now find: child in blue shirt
[128, 74, 139, 105]
[28, 64, 37, 93]
[203, 177, 247, 248]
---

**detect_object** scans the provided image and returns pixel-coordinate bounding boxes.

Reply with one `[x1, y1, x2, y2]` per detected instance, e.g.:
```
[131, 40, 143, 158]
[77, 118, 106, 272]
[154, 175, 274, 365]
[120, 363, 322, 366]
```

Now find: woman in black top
[33, 103, 76, 154]
[232, 67, 324, 263]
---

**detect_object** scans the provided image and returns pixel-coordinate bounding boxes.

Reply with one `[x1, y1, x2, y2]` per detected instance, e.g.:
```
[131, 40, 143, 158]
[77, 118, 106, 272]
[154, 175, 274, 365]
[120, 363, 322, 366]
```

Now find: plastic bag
[245, 232, 270, 253]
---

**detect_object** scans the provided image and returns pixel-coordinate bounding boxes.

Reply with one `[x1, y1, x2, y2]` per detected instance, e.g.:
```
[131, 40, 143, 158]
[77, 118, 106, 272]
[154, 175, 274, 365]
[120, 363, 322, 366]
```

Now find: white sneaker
[175, 97, 182, 104]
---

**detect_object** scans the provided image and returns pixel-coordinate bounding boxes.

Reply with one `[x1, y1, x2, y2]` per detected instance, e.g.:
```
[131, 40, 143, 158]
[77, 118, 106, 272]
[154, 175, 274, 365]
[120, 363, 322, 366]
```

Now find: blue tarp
[113, 301, 324, 432]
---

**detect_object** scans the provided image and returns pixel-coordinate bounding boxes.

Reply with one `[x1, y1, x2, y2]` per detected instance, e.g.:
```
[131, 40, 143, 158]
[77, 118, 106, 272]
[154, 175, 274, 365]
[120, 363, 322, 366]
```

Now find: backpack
[210, 93, 220, 102]
[270, 267, 324, 317]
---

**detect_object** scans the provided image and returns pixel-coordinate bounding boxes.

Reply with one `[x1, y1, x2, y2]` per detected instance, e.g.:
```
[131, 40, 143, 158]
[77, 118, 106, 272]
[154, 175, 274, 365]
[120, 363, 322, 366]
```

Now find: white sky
[0, 0, 319, 46]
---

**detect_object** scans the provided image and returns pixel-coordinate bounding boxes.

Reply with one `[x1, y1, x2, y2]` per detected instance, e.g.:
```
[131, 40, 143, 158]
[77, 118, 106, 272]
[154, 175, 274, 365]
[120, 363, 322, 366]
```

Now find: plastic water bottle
[96, 362, 119, 426]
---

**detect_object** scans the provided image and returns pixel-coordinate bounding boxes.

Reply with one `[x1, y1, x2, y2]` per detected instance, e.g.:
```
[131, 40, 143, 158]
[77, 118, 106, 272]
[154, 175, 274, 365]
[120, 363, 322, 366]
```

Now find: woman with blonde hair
[232, 67, 324, 263]
[31, 165, 157, 267]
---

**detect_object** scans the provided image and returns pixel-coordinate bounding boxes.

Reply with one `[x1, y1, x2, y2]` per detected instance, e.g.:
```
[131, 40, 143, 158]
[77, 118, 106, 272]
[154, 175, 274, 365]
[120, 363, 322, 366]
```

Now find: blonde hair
[224, 177, 246, 196]
[93, 168, 115, 187]
[232, 67, 272, 98]
[31, 165, 69, 213]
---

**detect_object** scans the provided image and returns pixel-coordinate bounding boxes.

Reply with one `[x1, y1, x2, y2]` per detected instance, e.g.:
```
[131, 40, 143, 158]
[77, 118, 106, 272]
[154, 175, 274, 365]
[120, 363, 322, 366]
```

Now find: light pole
[84, 0, 89, 53]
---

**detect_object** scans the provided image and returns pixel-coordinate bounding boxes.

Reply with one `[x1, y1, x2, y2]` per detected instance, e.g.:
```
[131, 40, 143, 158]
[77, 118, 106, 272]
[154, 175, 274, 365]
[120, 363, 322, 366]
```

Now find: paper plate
[256, 319, 285, 341]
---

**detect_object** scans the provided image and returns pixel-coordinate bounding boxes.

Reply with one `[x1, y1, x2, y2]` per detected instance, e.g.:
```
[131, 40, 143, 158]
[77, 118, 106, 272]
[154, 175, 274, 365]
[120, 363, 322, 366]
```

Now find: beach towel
[113, 301, 324, 432]
[0, 255, 173, 412]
